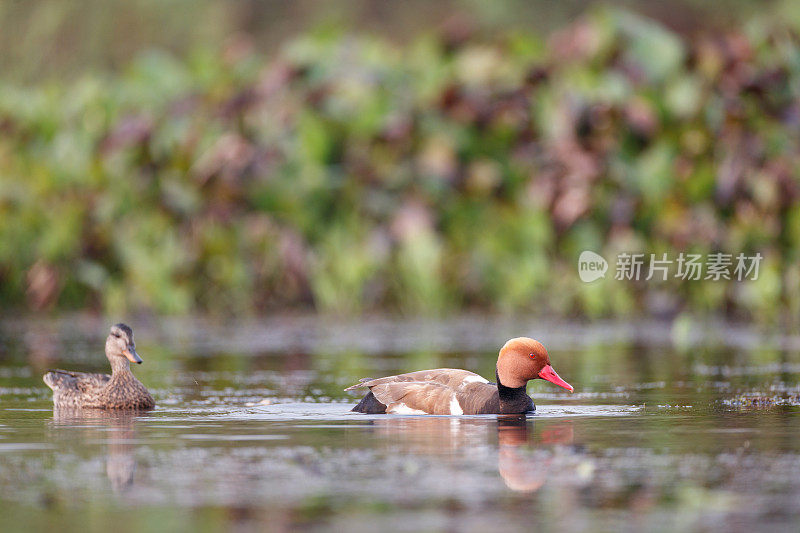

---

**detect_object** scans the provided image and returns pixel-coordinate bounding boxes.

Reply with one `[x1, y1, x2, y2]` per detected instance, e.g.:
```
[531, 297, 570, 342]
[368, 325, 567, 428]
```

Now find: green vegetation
[1, 8, 799, 320]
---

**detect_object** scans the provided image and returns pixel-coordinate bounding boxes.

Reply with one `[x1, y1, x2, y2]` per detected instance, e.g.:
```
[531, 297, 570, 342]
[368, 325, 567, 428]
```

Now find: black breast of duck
[346, 337, 573, 415]
[43, 323, 155, 410]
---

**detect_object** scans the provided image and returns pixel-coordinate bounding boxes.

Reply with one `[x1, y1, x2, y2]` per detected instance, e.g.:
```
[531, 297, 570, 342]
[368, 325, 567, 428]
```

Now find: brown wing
[74, 372, 111, 392]
[370, 380, 502, 415]
[369, 381, 458, 415]
[345, 368, 487, 392]
[455, 382, 501, 414]
[43, 370, 110, 394]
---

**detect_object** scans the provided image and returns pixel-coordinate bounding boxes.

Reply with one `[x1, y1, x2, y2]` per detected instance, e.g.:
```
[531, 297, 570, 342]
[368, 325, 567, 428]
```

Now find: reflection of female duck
[347, 338, 573, 415]
[51, 406, 143, 492]
[43, 324, 155, 409]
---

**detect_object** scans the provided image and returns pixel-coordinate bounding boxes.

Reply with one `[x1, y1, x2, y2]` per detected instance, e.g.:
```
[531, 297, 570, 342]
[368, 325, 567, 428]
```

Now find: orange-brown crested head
[496, 337, 573, 392]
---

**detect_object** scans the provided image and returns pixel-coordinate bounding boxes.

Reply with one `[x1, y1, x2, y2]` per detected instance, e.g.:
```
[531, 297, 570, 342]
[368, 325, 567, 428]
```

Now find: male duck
[346, 337, 572, 415]
[43, 323, 155, 410]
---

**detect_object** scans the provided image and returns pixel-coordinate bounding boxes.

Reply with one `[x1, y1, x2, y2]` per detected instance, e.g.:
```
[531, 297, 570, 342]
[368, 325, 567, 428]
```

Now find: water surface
[1, 317, 799, 532]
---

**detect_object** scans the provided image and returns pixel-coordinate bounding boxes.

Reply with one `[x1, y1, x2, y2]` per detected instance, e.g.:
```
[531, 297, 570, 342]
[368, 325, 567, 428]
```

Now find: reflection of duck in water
[43, 324, 155, 409]
[51, 407, 145, 492]
[369, 416, 491, 454]
[347, 337, 573, 415]
[365, 415, 575, 492]
[497, 416, 573, 492]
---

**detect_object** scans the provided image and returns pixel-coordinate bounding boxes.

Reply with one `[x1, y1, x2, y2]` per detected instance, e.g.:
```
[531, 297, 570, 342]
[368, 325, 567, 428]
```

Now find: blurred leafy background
[1, 0, 799, 324]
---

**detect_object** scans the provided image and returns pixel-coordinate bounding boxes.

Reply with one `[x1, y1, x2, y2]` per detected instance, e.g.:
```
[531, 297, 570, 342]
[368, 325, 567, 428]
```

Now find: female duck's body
[346, 338, 572, 415]
[43, 323, 155, 410]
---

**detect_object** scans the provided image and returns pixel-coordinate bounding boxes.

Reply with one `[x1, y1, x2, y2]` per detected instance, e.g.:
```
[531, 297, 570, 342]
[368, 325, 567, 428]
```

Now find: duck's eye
[529, 353, 535, 358]
[112, 332, 121, 338]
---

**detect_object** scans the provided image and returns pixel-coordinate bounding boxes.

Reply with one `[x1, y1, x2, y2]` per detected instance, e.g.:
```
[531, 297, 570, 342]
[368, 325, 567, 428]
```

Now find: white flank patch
[449, 394, 463, 415]
[387, 403, 427, 415]
[462, 374, 489, 384]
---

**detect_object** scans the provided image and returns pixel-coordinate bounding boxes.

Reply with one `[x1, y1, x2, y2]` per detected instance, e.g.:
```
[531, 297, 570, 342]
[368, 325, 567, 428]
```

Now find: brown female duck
[346, 337, 572, 415]
[43, 323, 155, 410]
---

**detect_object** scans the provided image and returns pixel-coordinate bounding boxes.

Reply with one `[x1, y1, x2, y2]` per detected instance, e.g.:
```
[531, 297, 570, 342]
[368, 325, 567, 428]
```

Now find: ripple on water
[179, 434, 289, 441]
[173, 402, 645, 422]
[0, 443, 53, 452]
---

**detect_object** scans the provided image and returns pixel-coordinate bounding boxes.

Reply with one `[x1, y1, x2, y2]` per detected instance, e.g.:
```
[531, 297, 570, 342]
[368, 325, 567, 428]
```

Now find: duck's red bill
[538, 365, 573, 392]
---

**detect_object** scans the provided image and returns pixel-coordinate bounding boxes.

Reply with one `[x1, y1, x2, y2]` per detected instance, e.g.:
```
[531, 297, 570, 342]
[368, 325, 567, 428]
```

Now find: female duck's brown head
[496, 337, 573, 391]
[105, 323, 142, 365]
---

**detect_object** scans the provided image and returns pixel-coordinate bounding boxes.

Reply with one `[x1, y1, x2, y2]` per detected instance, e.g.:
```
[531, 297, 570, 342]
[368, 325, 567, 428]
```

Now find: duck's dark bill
[124, 347, 143, 364]
[538, 365, 573, 392]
